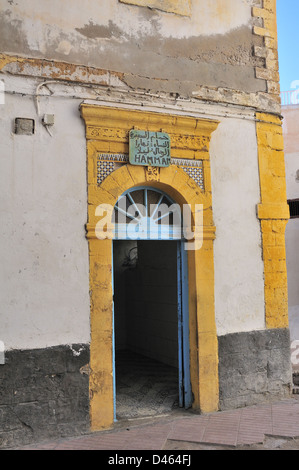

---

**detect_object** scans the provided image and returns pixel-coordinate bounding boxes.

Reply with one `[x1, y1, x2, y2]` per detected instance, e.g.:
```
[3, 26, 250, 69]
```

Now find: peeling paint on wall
[0, 54, 126, 87]
[0, 0, 266, 101]
[75, 20, 123, 40]
[119, 0, 192, 17]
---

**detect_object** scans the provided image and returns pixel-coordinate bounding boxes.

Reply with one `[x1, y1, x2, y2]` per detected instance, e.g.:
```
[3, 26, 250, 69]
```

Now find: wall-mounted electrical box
[42, 114, 55, 126]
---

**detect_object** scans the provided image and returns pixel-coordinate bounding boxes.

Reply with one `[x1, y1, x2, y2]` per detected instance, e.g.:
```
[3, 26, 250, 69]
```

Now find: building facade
[0, 0, 292, 448]
[282, 102, 299, 372]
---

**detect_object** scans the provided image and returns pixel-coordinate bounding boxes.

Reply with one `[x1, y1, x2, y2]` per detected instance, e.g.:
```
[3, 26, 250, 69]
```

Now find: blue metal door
[177, 242, 192, 409]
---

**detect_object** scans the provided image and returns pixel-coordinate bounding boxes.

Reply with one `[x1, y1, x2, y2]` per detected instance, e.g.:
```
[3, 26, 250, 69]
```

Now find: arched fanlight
[113, 187, 183, 240]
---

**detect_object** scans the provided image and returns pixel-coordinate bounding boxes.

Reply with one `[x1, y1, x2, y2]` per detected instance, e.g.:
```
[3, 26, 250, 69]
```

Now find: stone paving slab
[13, 398, 299, 450]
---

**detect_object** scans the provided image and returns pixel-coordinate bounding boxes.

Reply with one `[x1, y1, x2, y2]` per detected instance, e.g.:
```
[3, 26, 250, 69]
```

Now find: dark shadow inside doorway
[115, 350, 179, 420]
[113, 240, 179, 420]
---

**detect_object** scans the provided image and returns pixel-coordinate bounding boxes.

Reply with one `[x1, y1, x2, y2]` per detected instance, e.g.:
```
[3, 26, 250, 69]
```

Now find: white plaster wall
[285, 152, 299, 200]
[0, 78, 90, 350]
[286, 219, 299, 342]
[282, 106, 299, 344]
[0, 74, 267, 349]
[285, 152, 299, 343]
[210, 117, 265, 336]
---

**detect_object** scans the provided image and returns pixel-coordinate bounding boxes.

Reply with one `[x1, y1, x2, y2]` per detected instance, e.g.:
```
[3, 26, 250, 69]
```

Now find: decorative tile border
[97, 153, 204, 190]
[97, 154, 128, 184]
[173, 158, 204, 189]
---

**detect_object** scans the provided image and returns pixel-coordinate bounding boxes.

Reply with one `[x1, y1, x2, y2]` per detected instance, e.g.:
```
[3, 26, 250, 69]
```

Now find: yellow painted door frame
[80, 104, 220, 431]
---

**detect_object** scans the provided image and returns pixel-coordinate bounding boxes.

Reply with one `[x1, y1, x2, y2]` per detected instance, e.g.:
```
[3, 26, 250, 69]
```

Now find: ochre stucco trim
[253, 0, 281, 103]
[256, 112, 290, 330]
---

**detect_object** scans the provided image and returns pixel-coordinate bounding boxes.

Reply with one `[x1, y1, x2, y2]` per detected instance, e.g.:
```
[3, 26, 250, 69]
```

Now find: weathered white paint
[210, 117, 265, 336]
[0, 1, 265, 104]
[0, 79, 90, 350]
[285, 152, 299, 200]
[0, 0, 252, 46]
[286, 219, 299, 343]
[283, 107, 299, 344]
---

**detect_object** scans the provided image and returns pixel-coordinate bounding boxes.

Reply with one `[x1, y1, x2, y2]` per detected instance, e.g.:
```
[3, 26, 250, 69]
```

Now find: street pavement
[11, 395, 299, 451]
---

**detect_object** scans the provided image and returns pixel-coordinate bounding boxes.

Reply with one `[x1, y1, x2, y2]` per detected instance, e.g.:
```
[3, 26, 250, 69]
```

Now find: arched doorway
[112, 187, 192, 420]
[81, 104, 220, 432]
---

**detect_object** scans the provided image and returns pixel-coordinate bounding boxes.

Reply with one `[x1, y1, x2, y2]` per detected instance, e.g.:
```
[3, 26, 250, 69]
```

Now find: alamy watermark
[95, 201, 204, 251]
[0, 341, 5, 365]
[290, 80, 299, 105]
[0, 80, 5, 105]
[291, 341, 299, 366]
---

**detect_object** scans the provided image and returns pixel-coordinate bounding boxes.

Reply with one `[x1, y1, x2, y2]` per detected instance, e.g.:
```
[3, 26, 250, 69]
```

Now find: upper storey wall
[0, 0, 280, 112]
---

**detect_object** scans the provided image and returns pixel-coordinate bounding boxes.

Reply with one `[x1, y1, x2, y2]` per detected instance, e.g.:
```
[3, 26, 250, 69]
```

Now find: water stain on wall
[0, 7, 266, 97]
[75, 20, 123, 40]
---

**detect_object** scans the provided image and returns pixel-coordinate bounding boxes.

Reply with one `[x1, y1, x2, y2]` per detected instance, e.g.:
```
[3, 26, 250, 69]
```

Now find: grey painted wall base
[0, 329, 293, 448]
[0, 344, 90, 449]
[218, 328, 293, 410]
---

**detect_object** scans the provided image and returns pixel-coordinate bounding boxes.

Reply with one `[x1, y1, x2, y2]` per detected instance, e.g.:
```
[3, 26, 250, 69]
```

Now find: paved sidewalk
[14, 397, 299, 450]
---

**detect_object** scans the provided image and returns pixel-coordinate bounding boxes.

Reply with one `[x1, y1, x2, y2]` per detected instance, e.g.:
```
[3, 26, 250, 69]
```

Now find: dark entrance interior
[113, 240, 179, 420]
